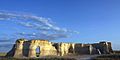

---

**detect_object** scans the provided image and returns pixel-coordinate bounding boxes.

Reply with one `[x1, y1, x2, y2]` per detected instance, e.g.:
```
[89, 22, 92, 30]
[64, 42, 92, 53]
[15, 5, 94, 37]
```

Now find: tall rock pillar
[28, 41, 37, 57]
[13, 39, 25, 57]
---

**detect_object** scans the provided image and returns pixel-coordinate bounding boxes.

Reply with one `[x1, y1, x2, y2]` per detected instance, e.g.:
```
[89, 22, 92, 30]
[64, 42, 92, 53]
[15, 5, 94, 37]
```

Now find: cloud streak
[16, 32, 69, 40]
[0, 11, 79, 40]
[0, 43, 13, 52]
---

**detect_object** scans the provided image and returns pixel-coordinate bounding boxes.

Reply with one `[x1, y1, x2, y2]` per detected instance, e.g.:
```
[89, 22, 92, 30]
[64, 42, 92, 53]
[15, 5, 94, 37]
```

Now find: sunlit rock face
[6, 39, 113, 58]
[28, 40, 57, 57]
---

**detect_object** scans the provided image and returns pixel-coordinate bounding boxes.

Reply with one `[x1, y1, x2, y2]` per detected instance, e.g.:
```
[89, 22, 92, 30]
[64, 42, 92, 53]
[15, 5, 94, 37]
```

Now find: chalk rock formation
[56, 43, 75, 56]
[6, 39, 57, 57]
[6, 39, 113, 58]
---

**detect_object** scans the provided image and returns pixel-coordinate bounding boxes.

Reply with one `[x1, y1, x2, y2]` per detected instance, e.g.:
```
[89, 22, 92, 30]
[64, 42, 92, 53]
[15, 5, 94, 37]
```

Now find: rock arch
[36, 46, 40, 57]
[6, 39, 113, 58]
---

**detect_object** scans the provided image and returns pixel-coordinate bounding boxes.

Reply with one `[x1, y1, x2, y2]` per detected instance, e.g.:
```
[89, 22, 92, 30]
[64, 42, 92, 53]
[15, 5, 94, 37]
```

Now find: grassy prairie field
[0, 53, 76, 60]
[92, 54, 120, 60]
[0, 57, 76, 60]
[1, 52, 120, 60]
[0, 52, 6, 56]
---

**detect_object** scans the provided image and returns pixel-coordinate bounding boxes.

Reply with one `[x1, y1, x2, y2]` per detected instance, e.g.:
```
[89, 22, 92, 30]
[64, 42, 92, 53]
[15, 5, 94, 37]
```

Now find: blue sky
[0, 0, 120, 52]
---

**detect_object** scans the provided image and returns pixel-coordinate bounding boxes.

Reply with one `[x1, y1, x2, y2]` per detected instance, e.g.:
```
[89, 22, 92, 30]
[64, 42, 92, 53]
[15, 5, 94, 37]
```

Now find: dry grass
[92, 54, 120, 60]
[0, 53, 6, 56]
[0, 57, 77, 60]
[0, 53, 76, 60]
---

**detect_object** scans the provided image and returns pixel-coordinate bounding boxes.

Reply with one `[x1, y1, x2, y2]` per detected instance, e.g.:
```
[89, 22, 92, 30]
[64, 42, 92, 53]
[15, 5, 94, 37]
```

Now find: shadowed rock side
[6, 39, 113, 58]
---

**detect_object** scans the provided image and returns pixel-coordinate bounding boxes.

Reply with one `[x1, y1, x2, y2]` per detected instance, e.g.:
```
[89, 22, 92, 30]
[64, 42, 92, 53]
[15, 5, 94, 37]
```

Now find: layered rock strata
[6, 39, 113, 58]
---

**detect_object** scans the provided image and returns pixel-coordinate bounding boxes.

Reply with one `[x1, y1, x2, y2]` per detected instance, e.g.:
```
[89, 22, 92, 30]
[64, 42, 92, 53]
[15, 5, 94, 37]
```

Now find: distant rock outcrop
[6, 39, 113, 58]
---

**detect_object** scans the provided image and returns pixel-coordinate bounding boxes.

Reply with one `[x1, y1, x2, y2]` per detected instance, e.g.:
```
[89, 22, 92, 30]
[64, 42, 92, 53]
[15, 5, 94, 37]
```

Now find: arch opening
[36, 46, 40, 57]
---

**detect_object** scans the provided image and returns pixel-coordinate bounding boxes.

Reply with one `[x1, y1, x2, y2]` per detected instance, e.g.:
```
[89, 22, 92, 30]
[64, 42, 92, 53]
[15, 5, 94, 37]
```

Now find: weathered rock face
[6, 39, 113, 58]
[28, 40, 57, 57]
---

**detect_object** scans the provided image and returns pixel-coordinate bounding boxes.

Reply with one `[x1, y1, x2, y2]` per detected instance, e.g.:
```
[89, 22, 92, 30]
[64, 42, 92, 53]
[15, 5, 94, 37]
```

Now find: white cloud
[0, 11, 79, 40]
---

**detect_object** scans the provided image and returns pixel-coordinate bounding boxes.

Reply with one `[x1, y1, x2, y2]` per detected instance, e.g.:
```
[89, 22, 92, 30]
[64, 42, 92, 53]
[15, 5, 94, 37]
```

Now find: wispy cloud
[0, 40, 11, 42]
[0, 43, 13, 52]
[0, 10, 79, 40]
[16, 32, 69, 40]
[0, 38, 15, 42]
